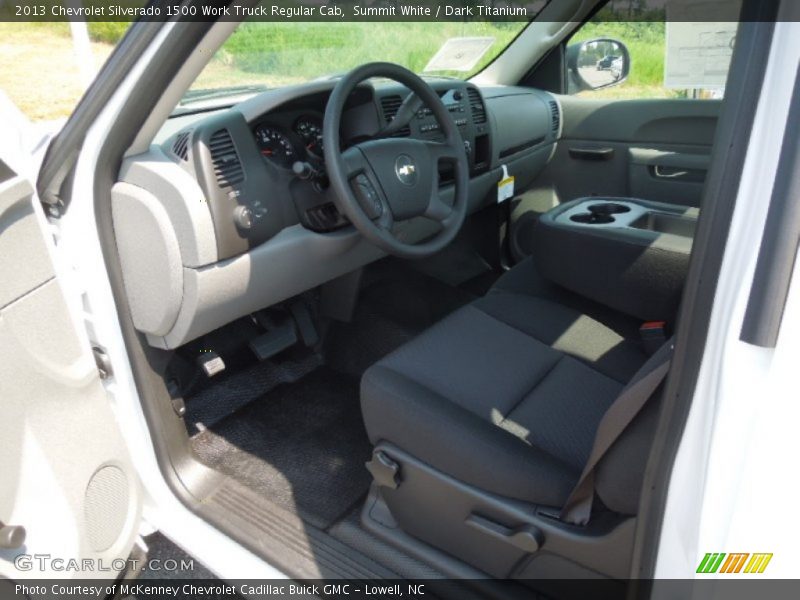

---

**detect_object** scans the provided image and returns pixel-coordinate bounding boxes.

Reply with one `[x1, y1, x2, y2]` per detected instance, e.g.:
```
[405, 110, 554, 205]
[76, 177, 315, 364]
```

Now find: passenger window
[567, 5, 737, 100]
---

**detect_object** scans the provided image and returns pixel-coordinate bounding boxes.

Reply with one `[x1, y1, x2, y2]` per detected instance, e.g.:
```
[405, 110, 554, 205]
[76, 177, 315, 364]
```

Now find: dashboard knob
[234, 206, 253, 230]
[453, 90, 464, 101]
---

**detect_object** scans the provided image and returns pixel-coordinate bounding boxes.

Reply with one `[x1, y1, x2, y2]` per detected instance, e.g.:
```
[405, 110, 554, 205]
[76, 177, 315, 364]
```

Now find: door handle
[653, 165, 690, 179]
[569, 146, 615, 161]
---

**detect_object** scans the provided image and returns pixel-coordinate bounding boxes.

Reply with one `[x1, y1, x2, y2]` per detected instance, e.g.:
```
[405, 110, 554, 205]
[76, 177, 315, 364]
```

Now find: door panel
[0, 171, 142, 578]
[562, 97, 720, 143]
[552, 96, 720, 206]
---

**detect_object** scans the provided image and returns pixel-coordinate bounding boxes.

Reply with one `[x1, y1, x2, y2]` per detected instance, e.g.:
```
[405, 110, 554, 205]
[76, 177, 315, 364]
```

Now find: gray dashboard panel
[119, 148, 217, 268]
[502, 144, 558, 194]
[489, 94, 552, 158]
[482, 85, 561, 184]
[148, 224, 385, 349]
[112, 182, 184, 337]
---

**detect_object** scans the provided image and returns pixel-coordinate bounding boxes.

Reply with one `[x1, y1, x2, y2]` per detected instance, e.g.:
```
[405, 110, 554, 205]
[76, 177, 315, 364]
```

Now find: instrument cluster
[253, 114, 325, 168]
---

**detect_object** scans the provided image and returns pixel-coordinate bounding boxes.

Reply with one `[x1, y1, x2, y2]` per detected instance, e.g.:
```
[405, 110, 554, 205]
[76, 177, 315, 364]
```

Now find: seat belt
[560, 341, 674, 525]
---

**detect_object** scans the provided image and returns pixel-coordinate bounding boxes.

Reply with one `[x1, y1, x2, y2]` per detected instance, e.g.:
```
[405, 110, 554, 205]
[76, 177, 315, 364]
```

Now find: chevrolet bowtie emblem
[394, 155, 418, 185]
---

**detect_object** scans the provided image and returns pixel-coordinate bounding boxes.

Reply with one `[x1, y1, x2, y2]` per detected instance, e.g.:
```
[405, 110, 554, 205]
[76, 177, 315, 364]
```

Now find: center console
[534, 197, 699, 322]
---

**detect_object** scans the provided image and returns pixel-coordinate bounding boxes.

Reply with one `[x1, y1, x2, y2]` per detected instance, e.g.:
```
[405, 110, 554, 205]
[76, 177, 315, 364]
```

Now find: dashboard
[113, 77, 562, 349]
[158, 81, 506, 262]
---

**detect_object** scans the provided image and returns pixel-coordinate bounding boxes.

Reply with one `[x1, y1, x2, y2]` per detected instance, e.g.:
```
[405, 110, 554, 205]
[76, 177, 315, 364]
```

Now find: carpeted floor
[191, 367, 373, 530]
[186, 261, 498, 532]
[184, 352, 323, 435]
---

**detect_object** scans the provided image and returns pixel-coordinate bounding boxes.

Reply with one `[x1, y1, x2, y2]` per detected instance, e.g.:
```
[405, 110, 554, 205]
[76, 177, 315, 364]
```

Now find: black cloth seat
[360, 258, 651, 511]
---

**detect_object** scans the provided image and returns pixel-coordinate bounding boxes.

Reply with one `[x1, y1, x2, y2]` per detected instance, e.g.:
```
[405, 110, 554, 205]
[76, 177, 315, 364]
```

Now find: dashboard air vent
[467, 88, 486, 124]
[379, 95, 410, 137]
[172, 131, 190, 161]
[548, 100, 560, 133]
[209, 128, 244, 187]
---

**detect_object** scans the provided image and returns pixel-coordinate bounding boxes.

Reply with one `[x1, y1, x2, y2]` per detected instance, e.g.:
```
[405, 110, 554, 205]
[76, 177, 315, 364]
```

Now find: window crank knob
[0, 521, 26, 549]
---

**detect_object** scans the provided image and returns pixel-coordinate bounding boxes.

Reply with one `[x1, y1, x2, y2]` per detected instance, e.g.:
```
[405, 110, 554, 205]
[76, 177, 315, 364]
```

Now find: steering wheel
[323, 62, 469, 259]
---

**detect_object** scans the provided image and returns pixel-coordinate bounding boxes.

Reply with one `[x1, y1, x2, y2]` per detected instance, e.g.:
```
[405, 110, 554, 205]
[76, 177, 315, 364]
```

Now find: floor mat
[185, 352, 323, 435]
[191, 367, 372, 530]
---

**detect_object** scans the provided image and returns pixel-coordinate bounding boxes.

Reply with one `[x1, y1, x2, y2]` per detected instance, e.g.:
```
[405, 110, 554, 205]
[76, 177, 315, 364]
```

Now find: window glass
[569, 4, 736, 99]
[183, 21, 533, 107]
[0, 22, 130, 122]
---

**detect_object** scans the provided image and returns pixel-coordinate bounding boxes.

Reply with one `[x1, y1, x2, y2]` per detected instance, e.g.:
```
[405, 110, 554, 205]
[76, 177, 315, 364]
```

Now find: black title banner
[1, 0, 757, 23]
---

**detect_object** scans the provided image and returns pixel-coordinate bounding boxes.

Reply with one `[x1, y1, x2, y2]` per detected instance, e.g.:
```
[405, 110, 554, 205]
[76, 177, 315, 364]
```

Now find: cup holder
[588, 202, 631, 215]
[570, 213, 615, 224]
[589, 202, 631, 215]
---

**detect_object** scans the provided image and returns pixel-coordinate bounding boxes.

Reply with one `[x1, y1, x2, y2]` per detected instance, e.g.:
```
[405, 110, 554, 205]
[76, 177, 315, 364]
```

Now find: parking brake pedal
[249, 318, 298, 361]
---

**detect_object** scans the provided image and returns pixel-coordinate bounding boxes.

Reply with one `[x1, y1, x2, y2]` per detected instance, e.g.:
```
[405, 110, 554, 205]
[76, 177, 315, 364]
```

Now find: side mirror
[566, 38, 631, 93]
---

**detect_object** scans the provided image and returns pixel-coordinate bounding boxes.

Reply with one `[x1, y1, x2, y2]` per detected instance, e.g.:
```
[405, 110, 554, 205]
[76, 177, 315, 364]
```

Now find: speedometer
[254, 124, 296, 167]
[293, 116, 324, 160]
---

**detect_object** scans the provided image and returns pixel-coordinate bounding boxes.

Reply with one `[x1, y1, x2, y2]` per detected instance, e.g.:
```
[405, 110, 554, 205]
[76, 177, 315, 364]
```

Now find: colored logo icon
[696, 553, 773, 574]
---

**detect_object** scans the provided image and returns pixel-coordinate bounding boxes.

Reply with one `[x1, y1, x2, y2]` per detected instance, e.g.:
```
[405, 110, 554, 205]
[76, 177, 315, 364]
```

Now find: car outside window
[569, 3, 736, 100]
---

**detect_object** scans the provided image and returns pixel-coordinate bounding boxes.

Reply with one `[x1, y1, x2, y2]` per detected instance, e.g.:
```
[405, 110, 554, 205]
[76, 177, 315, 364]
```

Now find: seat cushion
[361, 276, 649, 508]
[474, 293, 646, 384]
[490, 256, 647, 348]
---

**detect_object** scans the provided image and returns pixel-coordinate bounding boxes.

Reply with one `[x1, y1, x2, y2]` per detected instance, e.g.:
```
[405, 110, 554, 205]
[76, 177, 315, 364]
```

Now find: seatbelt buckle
[640, 321, 667, 355]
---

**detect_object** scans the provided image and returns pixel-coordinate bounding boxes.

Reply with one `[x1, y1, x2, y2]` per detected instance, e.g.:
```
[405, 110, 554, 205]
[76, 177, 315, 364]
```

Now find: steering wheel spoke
[341, 147, 393, 222]
[376, 206, 395, 231]
[341, 146, 369, 177]
[425, 191, 455, 225]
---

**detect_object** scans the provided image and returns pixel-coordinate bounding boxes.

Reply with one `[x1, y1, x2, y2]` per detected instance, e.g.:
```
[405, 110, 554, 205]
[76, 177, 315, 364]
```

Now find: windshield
[184, 21, 531, 104]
